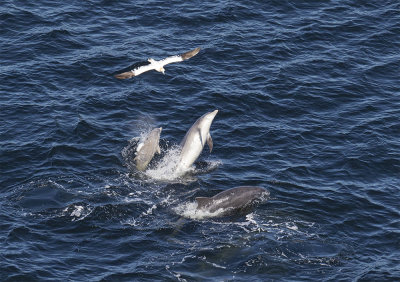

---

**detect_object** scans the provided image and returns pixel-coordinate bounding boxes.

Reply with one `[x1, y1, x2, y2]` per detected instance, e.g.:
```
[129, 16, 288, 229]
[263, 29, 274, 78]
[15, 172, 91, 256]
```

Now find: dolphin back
[195, 197, 212, 209]
[195, 186, 269, 217]
[134, 128, 162, 171]
[176, 110, 218, 174]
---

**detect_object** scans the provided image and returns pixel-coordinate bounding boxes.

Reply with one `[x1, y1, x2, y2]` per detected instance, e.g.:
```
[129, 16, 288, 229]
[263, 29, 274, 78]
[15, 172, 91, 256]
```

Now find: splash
[144, 145, 222, 182]
[144, 145, 188, 181]
[122, 125, 221, 182]
[173, 201, 228, 220]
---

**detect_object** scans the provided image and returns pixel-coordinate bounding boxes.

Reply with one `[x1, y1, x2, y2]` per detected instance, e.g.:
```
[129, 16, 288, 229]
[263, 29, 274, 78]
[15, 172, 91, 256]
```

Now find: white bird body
[114, 47, 200, 79]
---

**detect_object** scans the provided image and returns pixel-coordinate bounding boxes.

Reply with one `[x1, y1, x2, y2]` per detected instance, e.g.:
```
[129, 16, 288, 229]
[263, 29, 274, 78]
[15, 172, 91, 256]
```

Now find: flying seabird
[114, 47, 200, 79]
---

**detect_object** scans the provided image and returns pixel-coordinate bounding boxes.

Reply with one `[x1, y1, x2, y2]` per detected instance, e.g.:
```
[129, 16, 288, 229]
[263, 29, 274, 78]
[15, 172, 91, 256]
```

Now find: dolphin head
[149, 127, 162, 138]
[154, 127, 162, 141]
[202, 109, 218, 125]
[195, 186, 270, 217]
[207, 109, 218, 119]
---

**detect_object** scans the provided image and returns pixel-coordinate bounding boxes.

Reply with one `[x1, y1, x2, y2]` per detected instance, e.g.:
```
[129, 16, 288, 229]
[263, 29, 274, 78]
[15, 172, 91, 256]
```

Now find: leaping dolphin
[195, 186, 269, 217]
[175, 110, 218, 175]
[134, 127, 162, 171]
[114, 47, 200, 79]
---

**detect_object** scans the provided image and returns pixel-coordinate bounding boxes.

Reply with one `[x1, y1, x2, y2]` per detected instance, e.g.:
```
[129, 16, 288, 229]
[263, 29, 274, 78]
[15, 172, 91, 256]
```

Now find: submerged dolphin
[195, 186, 269, 217]
[175, 110, 218, 175]
[134, 127, 162, 171]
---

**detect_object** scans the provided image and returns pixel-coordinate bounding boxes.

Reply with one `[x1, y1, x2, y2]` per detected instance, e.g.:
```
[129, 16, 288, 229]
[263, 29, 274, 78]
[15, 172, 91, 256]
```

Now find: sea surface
[1, 0, 400, 281]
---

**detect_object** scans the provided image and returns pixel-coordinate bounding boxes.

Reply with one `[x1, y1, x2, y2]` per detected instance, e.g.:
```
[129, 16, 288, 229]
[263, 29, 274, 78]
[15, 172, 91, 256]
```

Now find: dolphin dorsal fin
[207, 133, 213, 153]
[195, 197, 211, 209]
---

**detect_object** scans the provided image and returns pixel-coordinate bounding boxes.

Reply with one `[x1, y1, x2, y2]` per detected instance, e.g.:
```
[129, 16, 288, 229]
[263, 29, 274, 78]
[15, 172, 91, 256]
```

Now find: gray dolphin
[195, 186, 269, 216]
[175, 110, 218, 175]
[134, 127, 162, 171]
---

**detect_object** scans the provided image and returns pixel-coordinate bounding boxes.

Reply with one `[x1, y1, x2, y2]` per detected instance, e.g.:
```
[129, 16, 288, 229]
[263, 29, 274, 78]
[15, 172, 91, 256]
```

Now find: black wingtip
[112, 61, 150, 79]
[114, 72, 134, 79]
[181, 47, 200, 60]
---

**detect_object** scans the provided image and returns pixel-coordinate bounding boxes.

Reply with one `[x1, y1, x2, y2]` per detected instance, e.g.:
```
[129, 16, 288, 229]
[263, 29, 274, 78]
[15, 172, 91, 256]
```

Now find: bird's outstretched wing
[181, 47, 201, 60]
[113, 47, 200, 79]
[160, 47, 201, 66]
[114, 61, 155, 79]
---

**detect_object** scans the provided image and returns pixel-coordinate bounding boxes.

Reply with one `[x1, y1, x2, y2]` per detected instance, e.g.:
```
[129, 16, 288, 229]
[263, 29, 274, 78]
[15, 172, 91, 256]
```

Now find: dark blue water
[1, 0, 400, 280]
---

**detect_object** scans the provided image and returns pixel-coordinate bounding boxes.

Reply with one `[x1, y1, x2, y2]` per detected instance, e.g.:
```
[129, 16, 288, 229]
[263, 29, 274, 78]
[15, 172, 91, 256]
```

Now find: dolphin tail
[207, 133, 213, 153]
[195, 197, 211, 209]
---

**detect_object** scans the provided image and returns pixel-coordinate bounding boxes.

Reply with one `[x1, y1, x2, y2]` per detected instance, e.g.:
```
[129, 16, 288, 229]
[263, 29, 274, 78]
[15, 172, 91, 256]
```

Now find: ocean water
[1, 0, 400, 280]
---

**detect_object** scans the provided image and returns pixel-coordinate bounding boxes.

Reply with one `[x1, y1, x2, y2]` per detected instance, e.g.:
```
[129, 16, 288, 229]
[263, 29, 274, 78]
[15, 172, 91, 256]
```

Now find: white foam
[198, 255, 227, 269]
[165, 265, 187, 282]
[144, 148, 221, 183]
[173, 201, 227, 220]
[123, 218, 139, 226]
[205, 160, 222, 171]
[145, 145, 186, 181]
[142, 204, 157, 216]
[70, 205, 84, 217]
[64, 204, 92, 221]
[286, 222, 299, 231]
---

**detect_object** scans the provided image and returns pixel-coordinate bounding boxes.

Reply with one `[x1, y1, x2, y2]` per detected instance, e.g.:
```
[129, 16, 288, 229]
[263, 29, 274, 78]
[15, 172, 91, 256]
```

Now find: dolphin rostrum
[195, 186, 269, 217]
[175, 109, 218, 175]
[134, 127, 162, 171]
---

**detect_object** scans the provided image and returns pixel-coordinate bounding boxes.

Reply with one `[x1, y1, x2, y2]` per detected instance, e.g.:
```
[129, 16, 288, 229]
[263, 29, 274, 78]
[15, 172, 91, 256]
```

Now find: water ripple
[1, 0, 400, 280]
